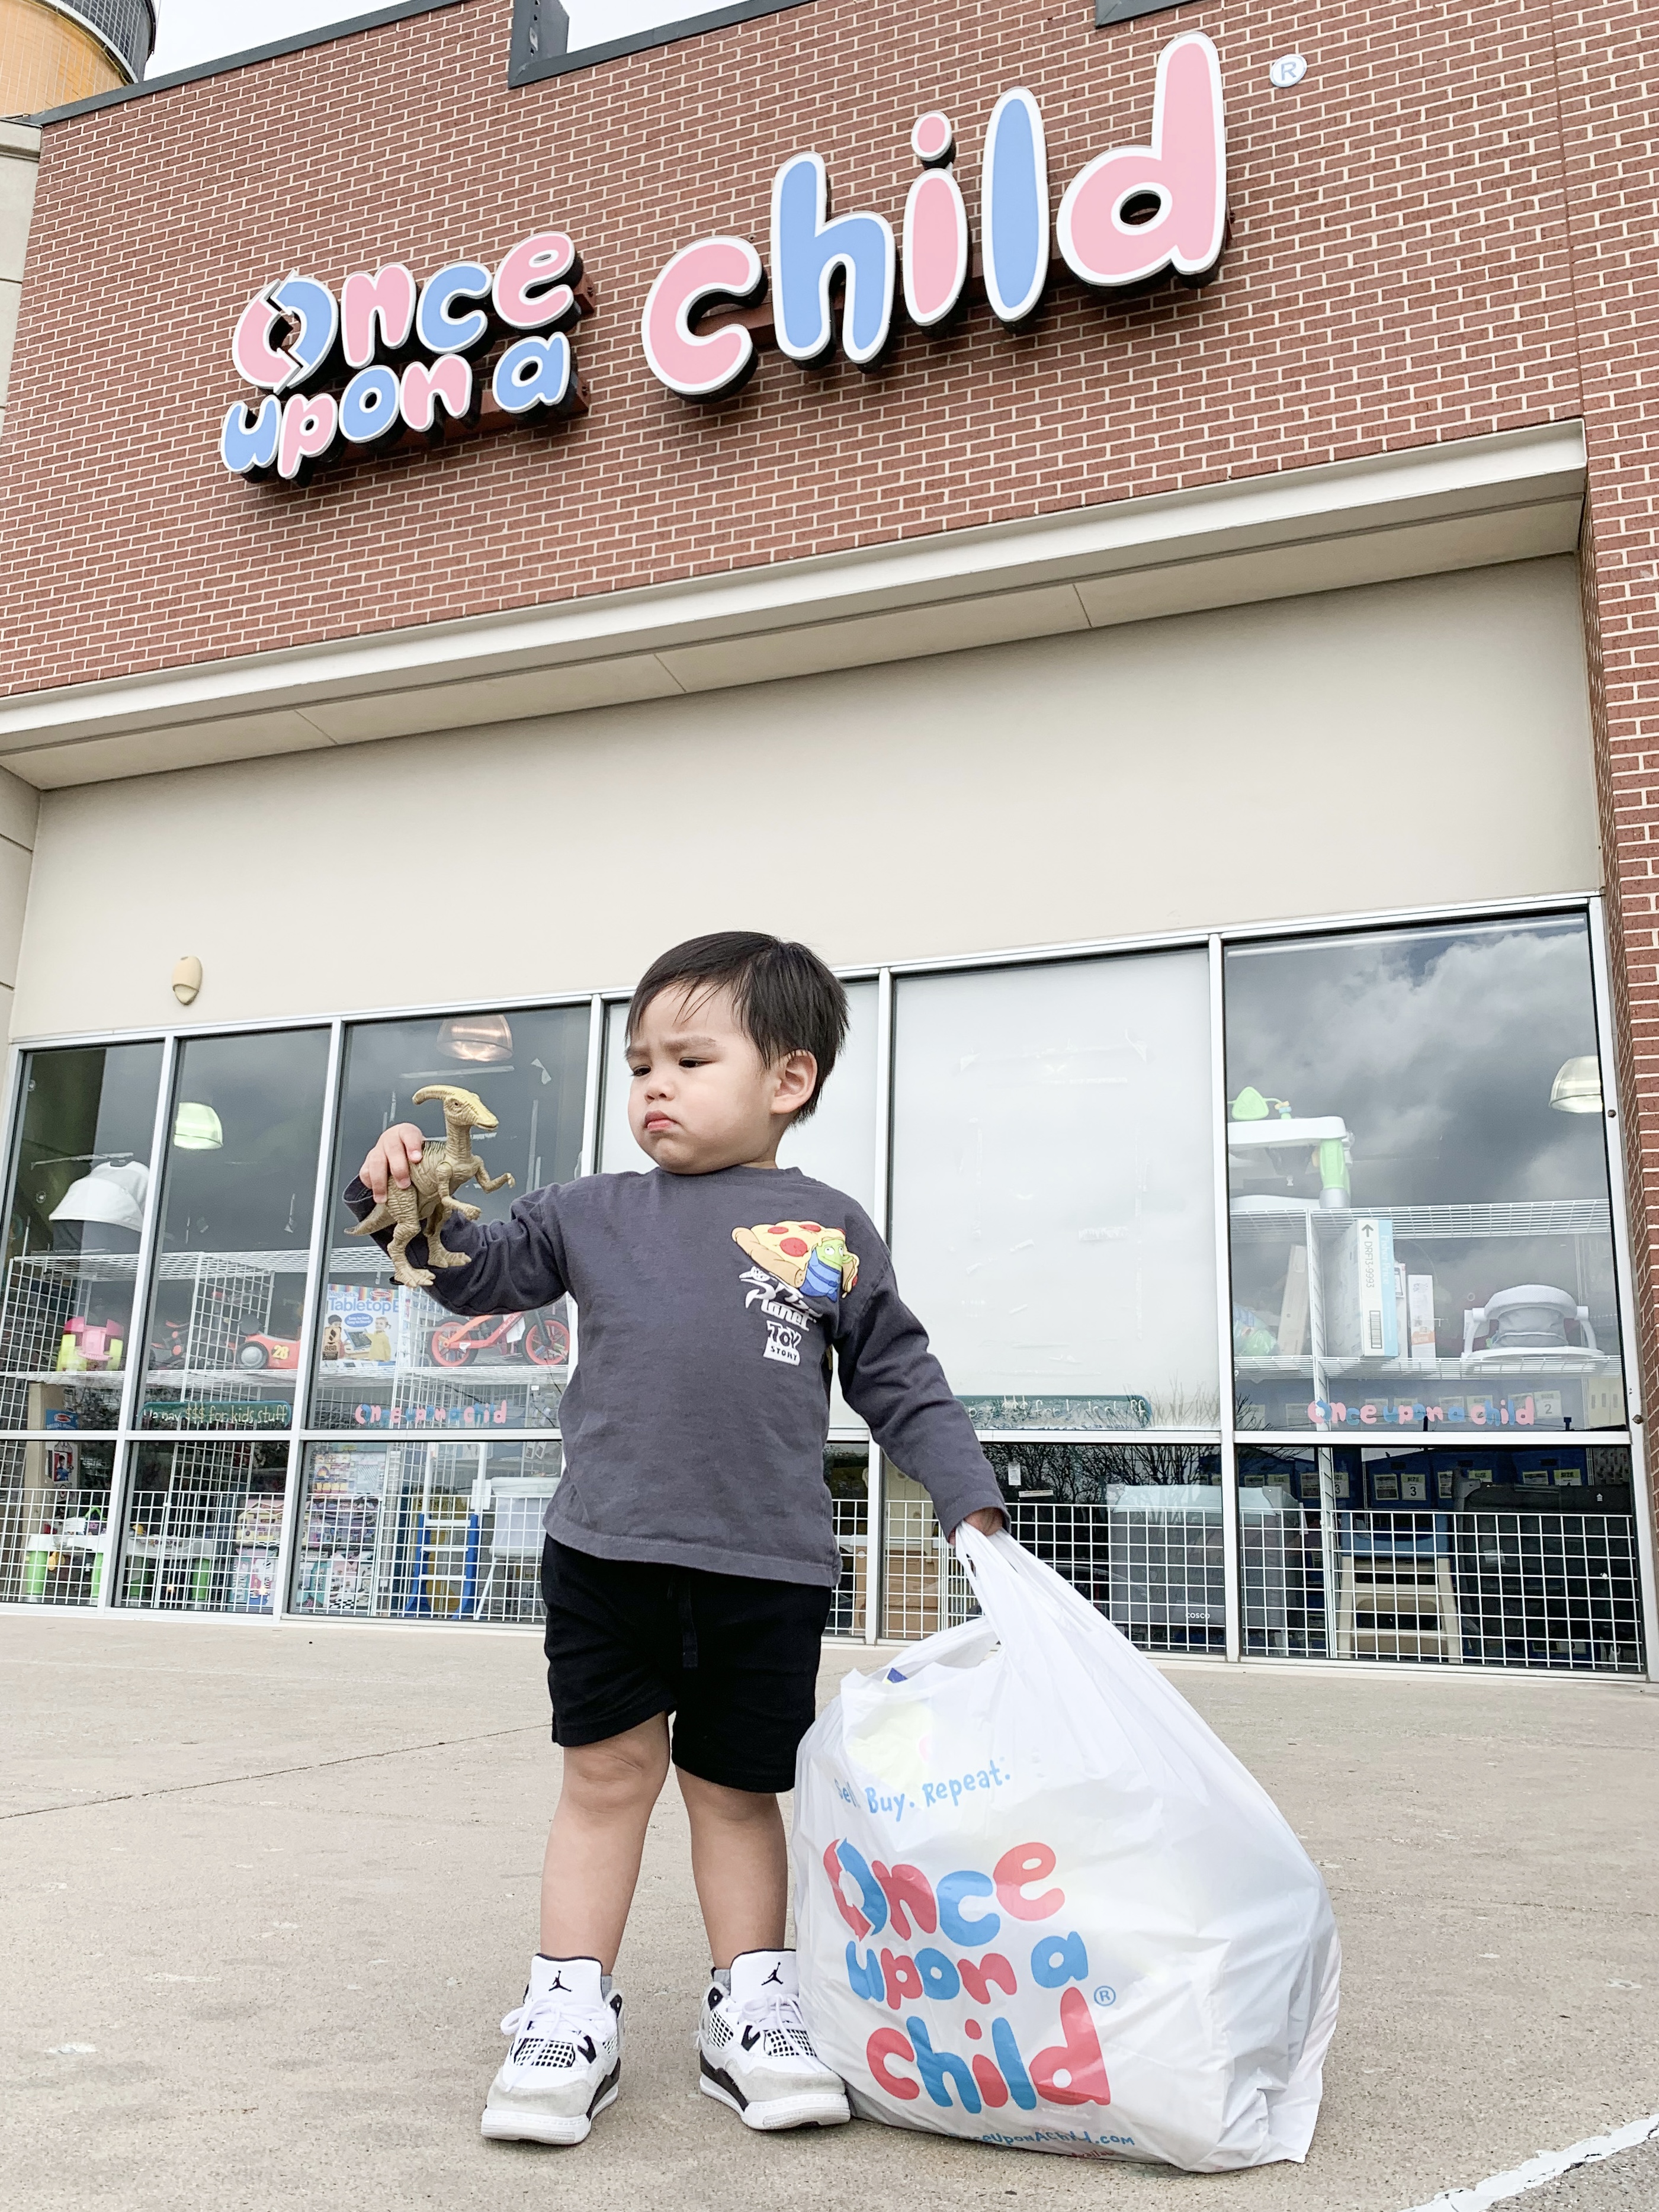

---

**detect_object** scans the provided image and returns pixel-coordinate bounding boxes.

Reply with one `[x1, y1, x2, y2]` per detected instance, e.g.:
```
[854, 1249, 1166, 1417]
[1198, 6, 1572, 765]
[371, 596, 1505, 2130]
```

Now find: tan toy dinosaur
[346, 1084, 516, 1290]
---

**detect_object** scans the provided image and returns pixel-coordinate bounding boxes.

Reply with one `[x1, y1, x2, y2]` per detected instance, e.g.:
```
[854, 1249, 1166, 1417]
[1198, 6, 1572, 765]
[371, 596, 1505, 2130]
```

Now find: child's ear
[772, 1049, 817, 1113]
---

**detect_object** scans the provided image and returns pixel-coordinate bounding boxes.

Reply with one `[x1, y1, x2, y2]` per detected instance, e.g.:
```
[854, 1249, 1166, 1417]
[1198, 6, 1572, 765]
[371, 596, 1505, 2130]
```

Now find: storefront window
[1236, 1443, 1643, 1671]
[1224, 919, 1624, 1438]
[116, 1440, 291, 1613]
[0, 1436, 118, 1606]
[883, 1442, 1223, 1647]
[0, 1044, 162, 1433]
[140, 1031, 330, 1432]
[890, 953, 1218, 1429]
[290, 1436, 563, 1622]
[825, 1441, 872, 1638]
[598, 980, 880, 1209]
[312, 1009, 588, 1433]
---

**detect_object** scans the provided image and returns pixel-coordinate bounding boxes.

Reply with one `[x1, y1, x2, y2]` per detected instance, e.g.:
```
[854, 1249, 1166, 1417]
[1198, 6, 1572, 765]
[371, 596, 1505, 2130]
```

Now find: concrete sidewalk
[2, 1616, 1656, 2212]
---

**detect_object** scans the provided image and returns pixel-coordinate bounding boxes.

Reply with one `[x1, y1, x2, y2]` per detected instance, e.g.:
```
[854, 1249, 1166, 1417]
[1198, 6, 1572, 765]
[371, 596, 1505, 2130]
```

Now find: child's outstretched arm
[346, 1122, 570, 1318]
[835, 1229, 1006, 1539]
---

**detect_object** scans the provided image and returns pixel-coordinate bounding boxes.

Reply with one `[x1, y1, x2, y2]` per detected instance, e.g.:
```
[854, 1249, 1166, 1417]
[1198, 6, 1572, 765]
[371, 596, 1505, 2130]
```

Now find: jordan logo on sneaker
[762, 1965, 785, 1987]
[545, 1972, 569, 1992]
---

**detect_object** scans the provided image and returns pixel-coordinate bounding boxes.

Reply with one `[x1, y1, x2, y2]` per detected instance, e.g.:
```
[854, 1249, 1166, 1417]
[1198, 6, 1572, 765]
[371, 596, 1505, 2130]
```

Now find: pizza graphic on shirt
[733, 1220, 860, 1301]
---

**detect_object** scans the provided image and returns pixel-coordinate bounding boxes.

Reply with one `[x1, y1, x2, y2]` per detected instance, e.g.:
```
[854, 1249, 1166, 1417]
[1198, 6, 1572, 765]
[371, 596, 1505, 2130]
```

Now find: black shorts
[539, 1539, 832, 1794]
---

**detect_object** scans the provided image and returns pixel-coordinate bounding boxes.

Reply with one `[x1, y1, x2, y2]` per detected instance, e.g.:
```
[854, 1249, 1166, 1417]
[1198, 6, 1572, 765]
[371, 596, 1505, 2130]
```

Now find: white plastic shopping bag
[793, 1527, 1340, 2169]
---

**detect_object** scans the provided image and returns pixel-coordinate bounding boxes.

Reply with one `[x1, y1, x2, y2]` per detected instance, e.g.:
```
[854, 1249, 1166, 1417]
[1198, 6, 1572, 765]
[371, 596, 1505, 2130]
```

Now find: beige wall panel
[0, 831, 34, 991]
[11, 557, 1597, 1039]
[0, 761, 38, 850]
[0, 132, 41, 288]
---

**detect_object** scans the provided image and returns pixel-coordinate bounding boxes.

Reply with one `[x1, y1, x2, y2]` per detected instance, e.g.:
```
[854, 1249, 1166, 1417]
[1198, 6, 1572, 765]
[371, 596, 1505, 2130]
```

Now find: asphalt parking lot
[2, 1615, 1655, 2212]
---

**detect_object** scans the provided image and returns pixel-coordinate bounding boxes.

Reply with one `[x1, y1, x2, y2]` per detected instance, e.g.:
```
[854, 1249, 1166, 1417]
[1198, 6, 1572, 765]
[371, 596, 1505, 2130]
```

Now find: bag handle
[954, 1521, 1114, 1643]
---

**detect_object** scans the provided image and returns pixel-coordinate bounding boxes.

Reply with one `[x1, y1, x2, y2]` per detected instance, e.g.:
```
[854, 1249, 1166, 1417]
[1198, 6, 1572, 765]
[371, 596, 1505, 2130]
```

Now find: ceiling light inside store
[173, 1102, 224, 1150]
[1549, 1057, 1603, 1113]
[437, 1013, 514, 1064]
[50, 1160, 150, 1233]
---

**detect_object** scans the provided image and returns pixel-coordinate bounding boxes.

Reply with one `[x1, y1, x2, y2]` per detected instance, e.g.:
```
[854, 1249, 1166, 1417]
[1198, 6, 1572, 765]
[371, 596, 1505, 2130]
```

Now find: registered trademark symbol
[1093, 1985, 1116, 2006]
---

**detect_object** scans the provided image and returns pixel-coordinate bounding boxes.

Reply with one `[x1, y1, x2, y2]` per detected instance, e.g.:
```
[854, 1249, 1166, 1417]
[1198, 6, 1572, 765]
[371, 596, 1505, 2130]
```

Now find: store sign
[143, 1399, 292, 1429]
[351, 1399, 513, 1428]
[220, 232, 594, 481]
[216, 29, 1224, 477]
[641, 31, 1227, 400]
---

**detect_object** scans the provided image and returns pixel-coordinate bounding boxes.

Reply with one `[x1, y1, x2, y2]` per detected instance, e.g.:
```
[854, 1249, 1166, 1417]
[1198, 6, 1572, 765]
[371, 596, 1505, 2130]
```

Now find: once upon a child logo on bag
[822, 1837, 1118, 2126]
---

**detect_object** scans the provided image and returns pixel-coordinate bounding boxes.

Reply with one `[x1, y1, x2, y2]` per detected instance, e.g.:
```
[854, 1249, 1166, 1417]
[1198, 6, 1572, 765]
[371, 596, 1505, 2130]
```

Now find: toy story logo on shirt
[822, 1838, 1116, 2126]
[733, 1219, 859, 1366]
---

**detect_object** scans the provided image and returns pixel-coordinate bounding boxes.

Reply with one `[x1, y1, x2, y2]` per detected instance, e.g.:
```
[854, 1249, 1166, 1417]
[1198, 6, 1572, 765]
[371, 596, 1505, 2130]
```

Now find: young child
[350, 933, 1004, 2145]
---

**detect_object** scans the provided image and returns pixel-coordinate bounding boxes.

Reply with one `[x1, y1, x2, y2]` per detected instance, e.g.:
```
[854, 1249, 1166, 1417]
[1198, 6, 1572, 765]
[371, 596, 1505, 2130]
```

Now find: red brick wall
[1552, 0, 1659, 1457]
[0, 0, 1587, 696]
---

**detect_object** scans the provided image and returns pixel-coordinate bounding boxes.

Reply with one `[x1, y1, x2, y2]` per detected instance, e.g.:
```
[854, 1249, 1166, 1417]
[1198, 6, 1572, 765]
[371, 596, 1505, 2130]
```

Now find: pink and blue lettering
[1057, 32, 1228, 293]
[277, 390, 338, 481]
[221, 227, 592, 480]
[639, 236, 766, 400]
[492, 232, 582, 332]
[981, 89, 1050, 326]
[415, 261, 493, 355]
[230, 287, 295, 391]
[219, 394, 281, 476]
[338, 365, 401, 447]
[400, 355, 473, 434]
[822, 1838, 1112, 2119]
[340, 264, 417, 369]
[492, 332, 576, 416]
[902, 111, 969, 330]
[269, 274, 339, 389]
[769, 150, 896, 368]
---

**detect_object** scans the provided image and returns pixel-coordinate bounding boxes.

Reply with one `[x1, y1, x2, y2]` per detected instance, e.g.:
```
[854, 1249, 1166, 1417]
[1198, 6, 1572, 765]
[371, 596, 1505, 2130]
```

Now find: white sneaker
[697, 1950, 850, 2131]
[482, 1954, 622, 2146]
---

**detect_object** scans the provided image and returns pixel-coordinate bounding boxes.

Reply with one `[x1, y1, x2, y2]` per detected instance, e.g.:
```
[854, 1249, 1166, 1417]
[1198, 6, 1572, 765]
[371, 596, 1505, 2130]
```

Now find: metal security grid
[884, 1495, 1235, 1656]
[0, 890, 1654, 1679]
[1238, 1503, 1644, 1670]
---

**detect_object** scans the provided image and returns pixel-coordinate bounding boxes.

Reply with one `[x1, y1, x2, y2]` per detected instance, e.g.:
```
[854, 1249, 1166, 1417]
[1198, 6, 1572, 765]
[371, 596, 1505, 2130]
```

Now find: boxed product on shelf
[321, 1284, 399, 1372]
[231, 1545, 278, 1611]
[233, 1496, 285, 1547]
[1326, 1216, 1398, 1359]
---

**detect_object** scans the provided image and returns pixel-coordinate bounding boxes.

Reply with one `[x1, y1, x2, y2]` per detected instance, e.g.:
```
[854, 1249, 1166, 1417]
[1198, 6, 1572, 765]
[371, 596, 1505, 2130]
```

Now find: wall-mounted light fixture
[1549, 1057, 1603, 1113]
[437, 1013, 514, 1064]
[173, 1102, 224, 1150]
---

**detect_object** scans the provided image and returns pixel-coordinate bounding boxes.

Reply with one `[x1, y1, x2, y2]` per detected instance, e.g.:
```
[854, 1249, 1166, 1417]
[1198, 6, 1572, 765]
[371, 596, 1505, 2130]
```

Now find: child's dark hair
[626, 933, 849, 1122]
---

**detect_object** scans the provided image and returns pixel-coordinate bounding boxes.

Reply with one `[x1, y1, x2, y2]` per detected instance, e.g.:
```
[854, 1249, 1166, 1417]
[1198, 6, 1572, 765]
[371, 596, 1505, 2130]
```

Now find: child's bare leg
[677, 1770, 788, 1969]
[540, 1716, 669, 1968]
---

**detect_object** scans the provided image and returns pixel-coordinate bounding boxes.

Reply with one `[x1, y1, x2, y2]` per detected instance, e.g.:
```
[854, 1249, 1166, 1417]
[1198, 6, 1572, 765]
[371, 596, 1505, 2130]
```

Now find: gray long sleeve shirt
[345, 1163, 1002, 1585]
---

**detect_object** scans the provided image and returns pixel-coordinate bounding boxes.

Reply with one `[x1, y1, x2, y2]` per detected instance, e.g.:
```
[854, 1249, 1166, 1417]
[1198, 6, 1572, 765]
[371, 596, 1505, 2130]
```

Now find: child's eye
[679, 1055, 705, 1068]
[628, 1064, 648, 1078]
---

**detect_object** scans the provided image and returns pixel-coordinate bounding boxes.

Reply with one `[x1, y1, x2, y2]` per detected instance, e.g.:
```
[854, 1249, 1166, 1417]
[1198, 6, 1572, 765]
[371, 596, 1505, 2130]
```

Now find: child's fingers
[383, 1127, 424, 1190]
[359, 1125, 423, 1200]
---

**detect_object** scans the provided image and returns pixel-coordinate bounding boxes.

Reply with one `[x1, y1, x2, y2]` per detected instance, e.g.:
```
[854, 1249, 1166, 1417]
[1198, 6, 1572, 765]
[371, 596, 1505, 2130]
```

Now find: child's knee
[563, 1729, 669, 1812]
[679, 1771, 782, 1826]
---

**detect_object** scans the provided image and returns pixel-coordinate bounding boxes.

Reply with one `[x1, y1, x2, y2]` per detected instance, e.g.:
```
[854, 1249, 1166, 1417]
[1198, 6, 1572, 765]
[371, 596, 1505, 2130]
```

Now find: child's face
[625, 984, 816, 1173]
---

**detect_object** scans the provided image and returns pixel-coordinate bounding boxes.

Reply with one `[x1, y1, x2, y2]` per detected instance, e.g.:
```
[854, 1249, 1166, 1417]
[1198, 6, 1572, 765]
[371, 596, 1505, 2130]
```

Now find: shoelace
[500, 1990, 606, 2046]
[727, 1983, 812, 2049]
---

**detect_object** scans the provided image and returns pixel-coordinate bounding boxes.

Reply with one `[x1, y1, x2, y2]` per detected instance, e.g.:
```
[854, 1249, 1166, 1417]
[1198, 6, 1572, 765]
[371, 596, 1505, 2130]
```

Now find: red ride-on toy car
[428, 1312, 570, 1369]
[238, 1333, 303, 1370]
